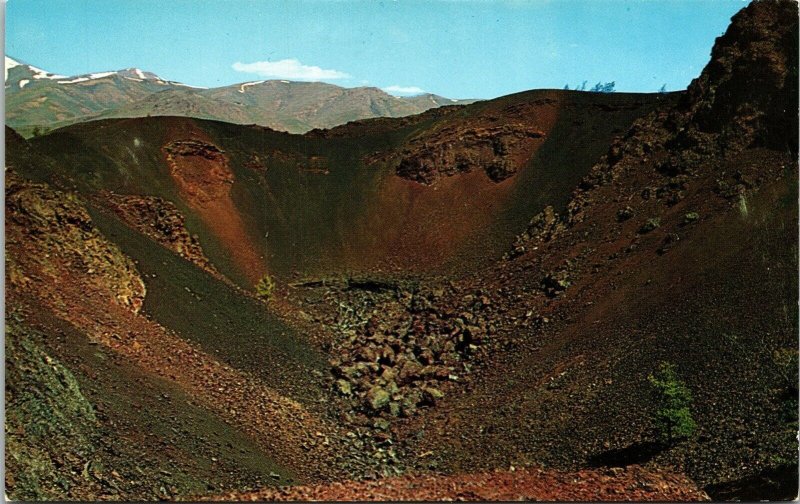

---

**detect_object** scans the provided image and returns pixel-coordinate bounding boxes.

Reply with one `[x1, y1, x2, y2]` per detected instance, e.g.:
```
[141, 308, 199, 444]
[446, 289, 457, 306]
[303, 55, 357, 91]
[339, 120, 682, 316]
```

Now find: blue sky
[6, 0, 746, 98]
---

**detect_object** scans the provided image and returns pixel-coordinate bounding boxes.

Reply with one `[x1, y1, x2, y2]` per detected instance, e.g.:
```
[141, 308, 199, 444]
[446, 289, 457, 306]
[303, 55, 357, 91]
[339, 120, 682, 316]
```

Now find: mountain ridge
[5, 55, 478, 136]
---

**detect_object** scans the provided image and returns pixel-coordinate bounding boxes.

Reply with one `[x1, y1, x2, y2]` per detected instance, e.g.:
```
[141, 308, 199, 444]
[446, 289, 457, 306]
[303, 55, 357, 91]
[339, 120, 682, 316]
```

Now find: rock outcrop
[163, 140, 233, 204]
[680, 0, 798, 154]
[395, 122, 545, 184]
[103, 192, 221, 277]
[561, 0, 798, 228]
[5, 171, 146, 313]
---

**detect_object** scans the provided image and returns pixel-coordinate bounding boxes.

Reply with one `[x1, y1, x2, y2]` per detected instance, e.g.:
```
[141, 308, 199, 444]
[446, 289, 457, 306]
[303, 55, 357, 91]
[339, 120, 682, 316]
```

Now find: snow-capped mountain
[5, 56, 67, 88]
[4, 56, 183, 89]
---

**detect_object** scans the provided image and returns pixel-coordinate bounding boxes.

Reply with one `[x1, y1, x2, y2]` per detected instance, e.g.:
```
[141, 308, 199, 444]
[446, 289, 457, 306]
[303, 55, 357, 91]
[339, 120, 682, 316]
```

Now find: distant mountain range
[5, 56, 478, 137]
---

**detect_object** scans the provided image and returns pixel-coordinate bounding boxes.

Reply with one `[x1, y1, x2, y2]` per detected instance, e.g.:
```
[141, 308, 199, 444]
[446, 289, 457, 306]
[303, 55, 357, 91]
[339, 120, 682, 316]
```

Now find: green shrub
[648, 362, 697, 443]
[255, 274, 275, 301]
[639, 217, 661, 234]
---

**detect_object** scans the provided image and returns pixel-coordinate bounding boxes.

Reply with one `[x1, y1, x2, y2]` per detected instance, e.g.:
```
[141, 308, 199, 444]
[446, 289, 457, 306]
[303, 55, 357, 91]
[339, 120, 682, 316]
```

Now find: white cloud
[232, 59, 350, 80]
[382, 85, 425, 96]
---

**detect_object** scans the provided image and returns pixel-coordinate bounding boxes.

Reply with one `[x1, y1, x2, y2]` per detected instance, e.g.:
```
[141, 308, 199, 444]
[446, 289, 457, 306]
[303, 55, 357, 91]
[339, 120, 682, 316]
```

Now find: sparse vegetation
[590, 81, 616, 93]
[682, 212, 700, 224]
[639, 217, 661, 234]
[255, 273, 276, 301]
[564, 80, 615, 92]
[648, 362, 697, 443]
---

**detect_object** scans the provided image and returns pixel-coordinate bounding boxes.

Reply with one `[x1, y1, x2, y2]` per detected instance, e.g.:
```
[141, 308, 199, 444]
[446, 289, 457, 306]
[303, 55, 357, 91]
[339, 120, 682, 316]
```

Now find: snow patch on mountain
[5, 56, 20, 80]
[58, 71, 122, 84]
[239, 81, 266, 93]
[57, 76, 91, 84]
[173, 82, 208, 89]
[32, 68, 68, 80]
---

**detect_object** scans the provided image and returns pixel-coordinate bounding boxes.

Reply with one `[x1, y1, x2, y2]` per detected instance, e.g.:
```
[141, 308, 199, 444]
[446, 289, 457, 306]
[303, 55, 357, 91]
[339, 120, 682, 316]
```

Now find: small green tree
[255, 274, 275, 301]
[648, 362, 697, 443]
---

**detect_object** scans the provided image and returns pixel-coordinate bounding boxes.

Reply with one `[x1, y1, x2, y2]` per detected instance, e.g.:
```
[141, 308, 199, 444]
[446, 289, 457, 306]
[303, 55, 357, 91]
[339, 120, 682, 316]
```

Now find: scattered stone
[657, 233, 680, 255]
[541, 270, 571, 297]
[373, 418, 390, 431]
[616, 206, 635, 222]
[422, 387, 444, 404]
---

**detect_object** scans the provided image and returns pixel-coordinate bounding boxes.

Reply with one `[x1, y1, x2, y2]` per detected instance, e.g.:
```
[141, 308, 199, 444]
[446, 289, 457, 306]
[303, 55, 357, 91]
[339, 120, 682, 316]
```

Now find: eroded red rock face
[387, 99, 564, 186]
[4, 167, 145, 316]
[5, 170, 146, 314]
[164, 140, 233, 203]
[162, 135, 266, 284]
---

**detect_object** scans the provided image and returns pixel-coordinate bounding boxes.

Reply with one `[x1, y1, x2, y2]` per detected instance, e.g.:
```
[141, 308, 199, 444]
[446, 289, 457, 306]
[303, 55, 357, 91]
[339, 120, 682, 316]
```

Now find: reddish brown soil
[208, 465, 709, 502]
[342, 92, 671, 275]
[355, 169, 518, 272]
[338, 94, 565, 271]
[10, 286, 341, 482]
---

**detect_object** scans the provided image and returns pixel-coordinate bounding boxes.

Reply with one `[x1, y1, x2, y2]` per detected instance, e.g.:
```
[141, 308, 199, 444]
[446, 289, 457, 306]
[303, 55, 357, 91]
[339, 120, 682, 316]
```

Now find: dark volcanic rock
[395, 123, 545, 184]
[102, 193, 221, 278]
[680, 0, 798, 153]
